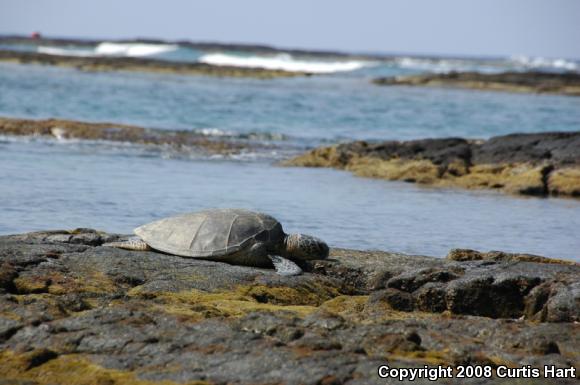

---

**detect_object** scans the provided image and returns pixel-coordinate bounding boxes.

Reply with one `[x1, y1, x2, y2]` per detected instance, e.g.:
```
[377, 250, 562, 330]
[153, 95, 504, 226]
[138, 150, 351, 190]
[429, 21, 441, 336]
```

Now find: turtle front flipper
[103, 237, 151, 251]
[268, 255, 302, 276]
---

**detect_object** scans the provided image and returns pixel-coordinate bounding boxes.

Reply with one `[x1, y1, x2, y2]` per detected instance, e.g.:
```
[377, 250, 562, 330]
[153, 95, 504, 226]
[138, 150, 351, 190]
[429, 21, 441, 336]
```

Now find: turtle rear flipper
[103, 237, 151, 251]
[268, 255, 302, 276]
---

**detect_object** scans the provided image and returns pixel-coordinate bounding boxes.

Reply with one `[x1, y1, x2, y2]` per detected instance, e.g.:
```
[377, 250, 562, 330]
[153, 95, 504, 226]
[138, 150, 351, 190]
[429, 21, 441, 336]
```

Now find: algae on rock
[0, 230, 578, 384]
[284, 132, 580, 198]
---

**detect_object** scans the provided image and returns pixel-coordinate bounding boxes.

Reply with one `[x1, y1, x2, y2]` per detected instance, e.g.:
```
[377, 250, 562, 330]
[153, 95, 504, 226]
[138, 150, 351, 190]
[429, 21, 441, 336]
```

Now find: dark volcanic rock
[322, 132, 580, 169]
[373, 71, 580, 96]
[285, 131, 580, 198]
[0, 230, 578, 384]
[336, 138, 473, 169]
[473, 132, 580, 166]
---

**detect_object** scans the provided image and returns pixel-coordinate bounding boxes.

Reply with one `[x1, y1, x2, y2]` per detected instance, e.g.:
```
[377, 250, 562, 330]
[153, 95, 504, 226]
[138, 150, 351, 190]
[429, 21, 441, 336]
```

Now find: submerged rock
[0, 117, 275, 158]
[284, 132, 580, 198]
[0, 229, 578, 384]
[373, 71, 580, 96]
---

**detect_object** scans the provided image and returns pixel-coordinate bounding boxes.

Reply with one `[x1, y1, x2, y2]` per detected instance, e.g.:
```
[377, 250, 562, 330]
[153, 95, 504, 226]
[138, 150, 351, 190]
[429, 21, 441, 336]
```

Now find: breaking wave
[37, 46, 94, 57]
[509, 55, 578, 71]
[38, 42, 178, 58]
[394, 55, 579, 74]
[191, 127, 288, 141]
[398, 58, 465, 72]
[394, 57, 502, 74]
[94, 42, 178, 57]
[198, 53, 374, 73]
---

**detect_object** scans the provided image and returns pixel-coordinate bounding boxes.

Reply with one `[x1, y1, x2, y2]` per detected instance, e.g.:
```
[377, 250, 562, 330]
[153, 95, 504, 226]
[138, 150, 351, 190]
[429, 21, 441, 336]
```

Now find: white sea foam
[395, 55, 579, 74]
[38, 42, 178, 58]
[397, 57, 455, 72]
[37, 46, 94, 57]
[509, 55, 578, 71]
[194, 128, 233, 137]
[395, 57, 500, 74]
[94, 42, 178, 57]
[191, 128, 287, 141]
[198, 53, 374, 73]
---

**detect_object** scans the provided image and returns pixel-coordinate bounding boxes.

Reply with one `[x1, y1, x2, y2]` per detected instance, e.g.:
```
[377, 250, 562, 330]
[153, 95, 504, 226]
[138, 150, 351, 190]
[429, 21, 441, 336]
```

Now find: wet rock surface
[373, 71, 580, 96]
[284, 132, 580, 198]
[0, 117, 282, 158]
[0, 50, 308, 79]
[1, 229, 578, 384]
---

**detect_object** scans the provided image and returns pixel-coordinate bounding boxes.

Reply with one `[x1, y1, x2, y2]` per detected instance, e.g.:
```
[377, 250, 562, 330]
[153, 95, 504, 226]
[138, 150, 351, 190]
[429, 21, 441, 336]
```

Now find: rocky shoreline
[4, 118, 579, 198]
[284, 132, 580, 198]
[373, 71, 580, 96]
[0, 50, 307, 78]
[0, 117, 277, 157]
[0, 229, 578, 384]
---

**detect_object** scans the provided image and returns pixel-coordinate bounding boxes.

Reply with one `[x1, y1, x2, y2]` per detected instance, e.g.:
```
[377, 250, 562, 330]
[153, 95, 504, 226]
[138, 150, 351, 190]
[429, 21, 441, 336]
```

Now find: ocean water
[2, 136, 579, 260]
[0, 44, 579, 260]
[2, 63, 579, 144]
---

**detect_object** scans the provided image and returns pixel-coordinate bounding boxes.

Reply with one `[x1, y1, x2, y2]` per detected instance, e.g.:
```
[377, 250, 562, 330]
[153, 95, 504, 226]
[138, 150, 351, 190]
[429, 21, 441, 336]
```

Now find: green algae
[0, 350, 212, 385]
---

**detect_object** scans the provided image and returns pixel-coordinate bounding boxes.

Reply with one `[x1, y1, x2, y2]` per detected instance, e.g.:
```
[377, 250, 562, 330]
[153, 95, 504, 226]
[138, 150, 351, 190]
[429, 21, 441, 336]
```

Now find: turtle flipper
[268, 255, 302, 276]
[103, 237, 151, 251]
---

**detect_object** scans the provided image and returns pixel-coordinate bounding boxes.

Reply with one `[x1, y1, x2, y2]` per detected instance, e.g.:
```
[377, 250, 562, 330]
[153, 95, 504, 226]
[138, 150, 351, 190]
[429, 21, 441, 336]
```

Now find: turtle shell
[134, 208, 284, 258]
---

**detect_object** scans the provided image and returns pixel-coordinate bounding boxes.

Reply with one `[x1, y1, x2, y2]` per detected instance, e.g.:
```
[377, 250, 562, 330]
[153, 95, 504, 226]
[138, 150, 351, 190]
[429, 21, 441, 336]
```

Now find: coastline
[284, 133, 580, 198]
[0, 50, 308, 78]
[4, 117, 579, 198]
[0, 229, 578, 384]
[373, 71, 580, 96]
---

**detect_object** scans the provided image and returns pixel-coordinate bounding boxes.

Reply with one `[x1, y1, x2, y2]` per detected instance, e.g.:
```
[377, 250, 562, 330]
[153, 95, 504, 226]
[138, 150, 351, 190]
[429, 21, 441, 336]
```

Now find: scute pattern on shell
[134, 208, 283, 258]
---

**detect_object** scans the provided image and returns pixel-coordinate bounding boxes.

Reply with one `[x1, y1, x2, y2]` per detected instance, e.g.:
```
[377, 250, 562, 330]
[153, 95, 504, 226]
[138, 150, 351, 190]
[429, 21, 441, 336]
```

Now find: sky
[1, 0, 579, 59]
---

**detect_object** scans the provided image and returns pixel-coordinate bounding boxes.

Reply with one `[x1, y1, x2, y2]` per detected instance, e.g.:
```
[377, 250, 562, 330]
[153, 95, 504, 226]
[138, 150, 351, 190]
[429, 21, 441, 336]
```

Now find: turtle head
[283, 234, 329, 260]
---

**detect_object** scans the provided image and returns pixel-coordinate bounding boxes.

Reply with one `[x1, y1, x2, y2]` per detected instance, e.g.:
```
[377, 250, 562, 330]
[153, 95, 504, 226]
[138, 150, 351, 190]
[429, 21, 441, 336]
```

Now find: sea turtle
[103, 208, 329, 275]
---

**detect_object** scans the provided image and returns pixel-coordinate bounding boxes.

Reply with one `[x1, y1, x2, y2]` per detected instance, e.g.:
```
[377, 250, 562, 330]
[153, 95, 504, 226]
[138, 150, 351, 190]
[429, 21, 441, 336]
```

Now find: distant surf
[394, 57, 501, 74]
[95, 42, 178, 57]
[38, 42, 179, 58]
[26, 41, 579, 74]
[197, 53, 374, 73]
[394, 55, 579, 74]
[509, 55, 578, 71]
[37, 46, 93, 57]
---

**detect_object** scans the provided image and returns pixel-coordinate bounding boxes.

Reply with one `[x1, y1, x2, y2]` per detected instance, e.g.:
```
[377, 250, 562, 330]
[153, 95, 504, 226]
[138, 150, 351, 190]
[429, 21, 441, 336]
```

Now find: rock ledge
[373, 71, 580, 96]
[1, 230, 578, 384]
[284, 132, 580, 198]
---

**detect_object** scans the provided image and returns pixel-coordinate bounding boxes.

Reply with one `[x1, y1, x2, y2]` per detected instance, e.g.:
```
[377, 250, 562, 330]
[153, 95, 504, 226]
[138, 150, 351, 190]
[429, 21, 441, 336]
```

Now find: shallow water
[0, 61, 579, 261]
[1, 137, 579, 260]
